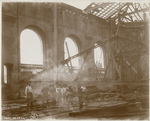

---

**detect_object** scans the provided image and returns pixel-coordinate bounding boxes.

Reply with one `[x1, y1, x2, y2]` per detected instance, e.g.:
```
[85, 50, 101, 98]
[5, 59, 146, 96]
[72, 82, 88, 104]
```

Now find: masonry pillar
[54, 3, 58, 83]
[17, 2, 21, 84]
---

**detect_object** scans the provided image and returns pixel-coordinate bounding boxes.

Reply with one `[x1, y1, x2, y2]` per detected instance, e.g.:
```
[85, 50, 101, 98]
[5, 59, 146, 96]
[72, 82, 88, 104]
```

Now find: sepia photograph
[1, 0, 149, 120]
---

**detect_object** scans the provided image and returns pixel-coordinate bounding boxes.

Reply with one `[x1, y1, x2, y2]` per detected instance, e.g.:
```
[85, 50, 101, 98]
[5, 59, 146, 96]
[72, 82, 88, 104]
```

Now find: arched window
[20, 29, 43, 65]
[4, 65, 7, 84]
[64, 37, 79, 67]
[94, 45, 104, 68]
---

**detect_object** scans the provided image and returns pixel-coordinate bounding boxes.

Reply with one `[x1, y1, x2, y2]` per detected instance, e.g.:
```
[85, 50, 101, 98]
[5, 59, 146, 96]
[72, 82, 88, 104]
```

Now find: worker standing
[41, 84, 50, 108]
[62, 84, 67, 103]
[56, 84, 62, 105]
[78, 85, 83, 109]
[25, 82, 33, 112]
[50, 84, 56, 106]
[66, 86, 73, 102]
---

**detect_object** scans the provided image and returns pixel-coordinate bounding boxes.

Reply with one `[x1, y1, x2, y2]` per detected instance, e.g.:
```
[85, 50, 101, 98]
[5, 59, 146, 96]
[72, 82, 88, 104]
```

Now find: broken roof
[84, 2, 149, 23]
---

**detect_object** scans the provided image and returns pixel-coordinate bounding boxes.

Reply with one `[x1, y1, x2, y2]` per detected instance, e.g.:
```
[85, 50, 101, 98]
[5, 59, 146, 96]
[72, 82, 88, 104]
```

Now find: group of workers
[25, 82, 84, 112]
[42, 83, 75, 106]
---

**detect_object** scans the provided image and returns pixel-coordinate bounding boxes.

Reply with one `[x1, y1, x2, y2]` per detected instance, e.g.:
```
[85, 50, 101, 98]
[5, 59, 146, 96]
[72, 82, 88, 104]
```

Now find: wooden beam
[123, 17, 128, 22]
[137, 3, 144, 11]
[123, 16, 132, 22]
[95, 64, 101, 81]
[119, 41, 134, 81]
[123, 21, 148, 26]
[106, 3, 128, 20]
[60, 80, 149, 86]
[112, 3, 131, 21]
[85, 2, 112, 12]
[90, 81, 149, 86]
[100, 3, 117, 18]
[66, 63, 74, 79]
[112, 47, 121, 79]
[111, 36, 148, 49]
[138, 3, 148, 20]
[144, 3, 148, 8]
[61, 44, 101, 64]
[21, 44, 103, 82]
[65, 42, 73, 73]
[121, 26, 142, 29]
[115, 3, 121, 36]
[128, 6, 139, 21]
[103, 58, 111, 80]
[131, 4, 143, 20]
[122, 8, 149, 16]
[57, 64, 64, 74]
[21, 35, 148, 82]
[74, 52, 89, 81]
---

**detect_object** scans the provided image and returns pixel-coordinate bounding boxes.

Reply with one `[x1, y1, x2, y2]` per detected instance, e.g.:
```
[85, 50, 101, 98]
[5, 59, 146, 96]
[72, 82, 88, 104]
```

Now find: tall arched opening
[64, 37, 79, 67]
[94, 44, 104, 69]
[20, 29, 43, 65]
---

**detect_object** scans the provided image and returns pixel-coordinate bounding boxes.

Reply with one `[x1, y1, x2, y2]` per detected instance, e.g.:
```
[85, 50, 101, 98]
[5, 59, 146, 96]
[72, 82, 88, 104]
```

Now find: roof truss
[84, 2, 149, 23]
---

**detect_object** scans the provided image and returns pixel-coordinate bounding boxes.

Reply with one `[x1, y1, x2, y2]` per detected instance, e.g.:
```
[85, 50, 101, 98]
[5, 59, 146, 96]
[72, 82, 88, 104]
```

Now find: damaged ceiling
[84, 2, 149, 24]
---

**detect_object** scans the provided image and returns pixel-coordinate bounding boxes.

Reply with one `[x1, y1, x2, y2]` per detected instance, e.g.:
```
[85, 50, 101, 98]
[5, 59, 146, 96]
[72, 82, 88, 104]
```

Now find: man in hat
[49, 83, 56, 106]
[25, 82, 33, 111]
[78, 85, 83, 109]
[41, 84, 50, 107]
[56, 84, 62, 105]
[66, 86, 73, 102]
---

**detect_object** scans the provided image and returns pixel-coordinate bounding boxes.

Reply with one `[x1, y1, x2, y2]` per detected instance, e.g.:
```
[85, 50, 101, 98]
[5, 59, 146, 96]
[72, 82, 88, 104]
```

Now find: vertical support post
[109, 20, 113, 38]
[143, 12, 147, 41]
[117, 38, 121, 79]
[54, 3, 58, 83]
[103, 58, 111, 81]
[115, 3, 120, 36]
[1, 2, 4, 84]
[118, 40, 123, 95]
[17, 2, 20, 91]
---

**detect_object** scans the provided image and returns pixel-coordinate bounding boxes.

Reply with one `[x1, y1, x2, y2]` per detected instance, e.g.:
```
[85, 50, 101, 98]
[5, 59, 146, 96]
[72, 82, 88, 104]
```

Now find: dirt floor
[2, 96, 149, 120]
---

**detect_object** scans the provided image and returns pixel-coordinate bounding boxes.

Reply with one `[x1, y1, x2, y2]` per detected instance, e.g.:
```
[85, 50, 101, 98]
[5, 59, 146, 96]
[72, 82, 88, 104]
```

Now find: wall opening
[94, 44, 104, 69]
[64, 37, 79, 67]
[4, 65, 7, 84]
[20, 29, 43, 65]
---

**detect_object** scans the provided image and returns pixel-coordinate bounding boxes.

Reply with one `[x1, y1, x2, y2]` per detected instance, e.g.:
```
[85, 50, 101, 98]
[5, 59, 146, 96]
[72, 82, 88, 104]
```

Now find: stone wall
[2, 2, 146, 98]
[2, 2, 110, 86]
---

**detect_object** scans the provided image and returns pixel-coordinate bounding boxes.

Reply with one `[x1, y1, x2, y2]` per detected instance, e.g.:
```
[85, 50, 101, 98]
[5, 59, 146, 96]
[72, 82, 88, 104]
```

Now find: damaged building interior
[1, 2, 149, 120]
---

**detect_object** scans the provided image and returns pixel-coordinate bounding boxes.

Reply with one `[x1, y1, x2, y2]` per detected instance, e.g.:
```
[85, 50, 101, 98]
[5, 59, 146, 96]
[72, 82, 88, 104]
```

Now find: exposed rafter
[84, 2, 112, 12]
[104, 3, 127, 19]
[107, 3, 130, 21]
[101, 3, 118, 19]
[84, 2, 149, 23]
[123, 16, 133, 22]
[128, 5, 139, 21]
[131, 4, 143, 20]
[122, 7, 149, 16]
